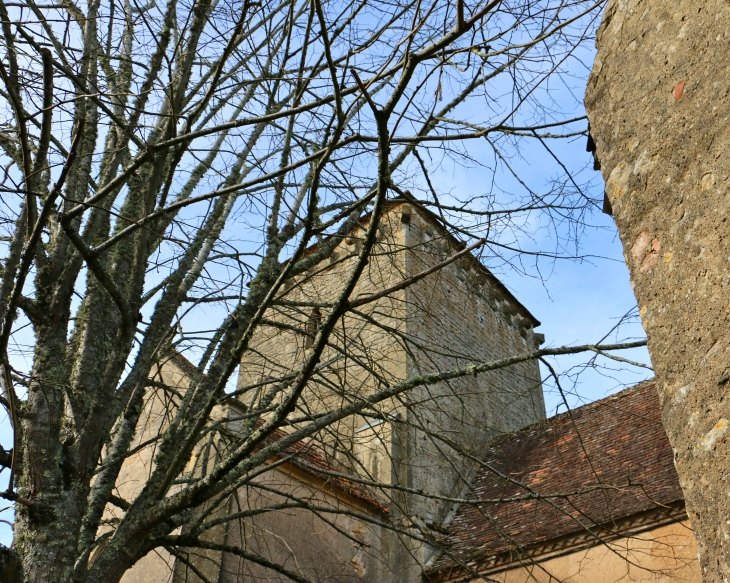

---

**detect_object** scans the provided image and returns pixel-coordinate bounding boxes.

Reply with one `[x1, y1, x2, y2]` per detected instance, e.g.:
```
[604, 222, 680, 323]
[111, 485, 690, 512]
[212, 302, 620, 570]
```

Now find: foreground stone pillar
[586, 1, 730, 580]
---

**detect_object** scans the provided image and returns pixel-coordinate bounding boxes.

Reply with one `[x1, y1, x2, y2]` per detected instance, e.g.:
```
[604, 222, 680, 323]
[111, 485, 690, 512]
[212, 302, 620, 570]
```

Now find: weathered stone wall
[113, 357, 191, 583]
[403, 207, 545, 532]
[238, 202, 545, 581]
[585, 0, 730, 578]
[106, 202, 546, 583]
[237, 206, 409, 481]
[238, 204, 544, 500]
[110, 358, 248, 583]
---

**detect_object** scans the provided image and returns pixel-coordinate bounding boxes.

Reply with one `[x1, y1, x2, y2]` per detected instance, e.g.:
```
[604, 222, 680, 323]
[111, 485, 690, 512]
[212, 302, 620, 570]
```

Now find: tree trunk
[586, 0, 730, 579]
[15, 322, 82, 583]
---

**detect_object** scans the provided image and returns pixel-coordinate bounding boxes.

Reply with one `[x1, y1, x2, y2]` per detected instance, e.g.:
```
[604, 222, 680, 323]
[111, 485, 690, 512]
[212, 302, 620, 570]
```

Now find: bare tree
[0, 0, 650, 581]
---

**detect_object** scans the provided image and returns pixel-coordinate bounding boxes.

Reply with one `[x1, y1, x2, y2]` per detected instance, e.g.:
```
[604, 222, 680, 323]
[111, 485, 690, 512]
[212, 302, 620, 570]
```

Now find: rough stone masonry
[585, 0, 730, 580]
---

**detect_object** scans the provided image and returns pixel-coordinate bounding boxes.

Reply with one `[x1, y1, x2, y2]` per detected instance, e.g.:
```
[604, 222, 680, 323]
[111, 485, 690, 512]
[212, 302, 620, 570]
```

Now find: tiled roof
[224, 399, 386, 512]
[164, 353, 385, 511]
[272, 429, 387, 512]
[425, 381, 684, 581]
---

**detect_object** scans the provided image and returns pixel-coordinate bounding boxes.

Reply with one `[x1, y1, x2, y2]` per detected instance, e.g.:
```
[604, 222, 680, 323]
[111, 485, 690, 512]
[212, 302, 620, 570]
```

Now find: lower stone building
[118, 356, 393, 583]
[123, 365, 700, 583]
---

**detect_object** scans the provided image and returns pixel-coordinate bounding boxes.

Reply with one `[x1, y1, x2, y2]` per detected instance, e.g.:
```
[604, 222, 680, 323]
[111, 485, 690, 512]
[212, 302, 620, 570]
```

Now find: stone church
[116, 201, 700, 583]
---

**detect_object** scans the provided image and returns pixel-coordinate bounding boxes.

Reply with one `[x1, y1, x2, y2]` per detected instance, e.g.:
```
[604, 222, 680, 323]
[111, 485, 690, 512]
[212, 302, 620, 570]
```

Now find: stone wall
[403, 206, 545, 532]
[585, 0, 730, 577]
[217, 466, 390, 583]
[237, 205, 409, 481]
[113, 369, 391, 583]
[115, 356, 191, 583]
[115, 201, 546, 583]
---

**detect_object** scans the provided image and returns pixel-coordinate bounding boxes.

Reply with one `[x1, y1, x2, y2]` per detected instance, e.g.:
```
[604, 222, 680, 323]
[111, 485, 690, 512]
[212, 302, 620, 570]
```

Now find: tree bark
[15, 323, 81, 583]
[586, 0, 730, 579]
[0, 547, 22, 583]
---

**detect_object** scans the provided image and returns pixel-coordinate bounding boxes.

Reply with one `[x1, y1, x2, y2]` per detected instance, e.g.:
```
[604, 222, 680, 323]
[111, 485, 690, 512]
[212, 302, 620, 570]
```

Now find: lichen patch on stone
[701, 173, 716, 191]
[672, 384, 693, 405]
[698, 419, 728, 452]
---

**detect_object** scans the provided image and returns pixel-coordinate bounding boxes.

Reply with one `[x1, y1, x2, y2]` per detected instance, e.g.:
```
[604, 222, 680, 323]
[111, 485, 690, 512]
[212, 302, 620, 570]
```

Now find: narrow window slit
[304, 307, 322, 349]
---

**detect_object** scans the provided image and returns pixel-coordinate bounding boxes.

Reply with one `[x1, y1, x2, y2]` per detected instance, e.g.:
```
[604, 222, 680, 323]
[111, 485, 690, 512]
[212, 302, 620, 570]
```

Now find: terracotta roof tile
[272, 429, 387, 512]
[425, 381, 683, 580]
[165, 353, 384, 510]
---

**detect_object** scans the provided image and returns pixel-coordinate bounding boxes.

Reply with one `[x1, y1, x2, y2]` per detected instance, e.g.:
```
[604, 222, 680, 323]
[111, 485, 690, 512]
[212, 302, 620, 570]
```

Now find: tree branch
[348, 237, 486, 309]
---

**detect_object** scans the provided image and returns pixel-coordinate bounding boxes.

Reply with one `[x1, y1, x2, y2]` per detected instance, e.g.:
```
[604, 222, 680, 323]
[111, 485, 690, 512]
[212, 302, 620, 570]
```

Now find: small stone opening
[304, 307, 322, 349]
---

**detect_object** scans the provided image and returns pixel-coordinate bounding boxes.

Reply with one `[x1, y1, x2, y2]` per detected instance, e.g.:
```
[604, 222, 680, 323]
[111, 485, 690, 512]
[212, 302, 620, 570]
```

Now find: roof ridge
[482, 378, 657, 449]
[281, 197, 541, 326]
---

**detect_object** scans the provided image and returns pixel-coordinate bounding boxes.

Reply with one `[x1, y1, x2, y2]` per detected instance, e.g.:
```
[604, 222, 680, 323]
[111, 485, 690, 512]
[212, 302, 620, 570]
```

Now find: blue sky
[410, 9, 653, 413]
[463, 125, 652, 413]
